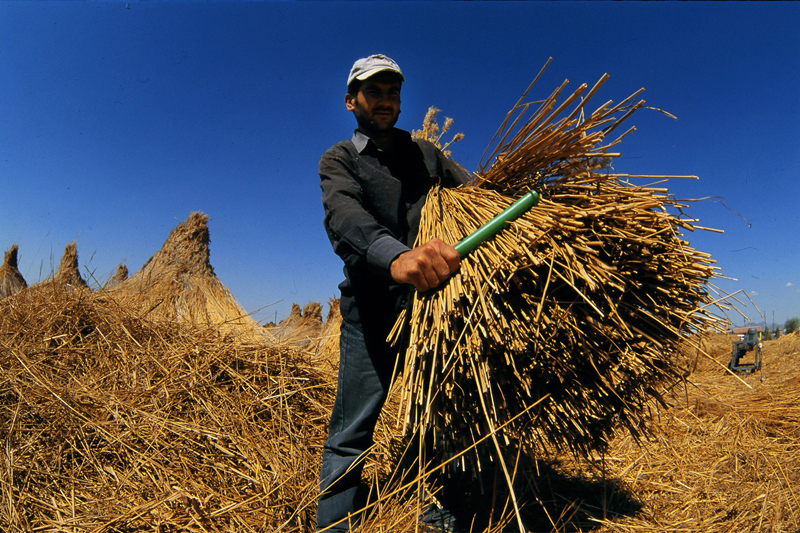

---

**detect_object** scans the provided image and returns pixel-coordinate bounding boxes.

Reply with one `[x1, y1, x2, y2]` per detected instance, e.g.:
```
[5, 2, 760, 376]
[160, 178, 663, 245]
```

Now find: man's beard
[354, 101, 399, 133]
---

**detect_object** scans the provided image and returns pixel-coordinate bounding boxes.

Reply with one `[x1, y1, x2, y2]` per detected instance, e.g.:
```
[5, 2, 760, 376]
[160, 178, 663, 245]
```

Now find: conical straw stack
[110, 212, 272, 343]
[0, 244, 27, 299]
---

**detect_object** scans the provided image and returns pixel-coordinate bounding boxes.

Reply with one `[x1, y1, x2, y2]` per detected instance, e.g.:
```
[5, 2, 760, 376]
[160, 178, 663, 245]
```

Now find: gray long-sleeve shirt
[320, 128, 469, 335]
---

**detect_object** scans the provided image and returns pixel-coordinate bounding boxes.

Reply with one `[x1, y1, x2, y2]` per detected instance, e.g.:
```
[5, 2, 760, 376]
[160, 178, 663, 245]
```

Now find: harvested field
[0, 278, 797, 531]
[583, 331, 800, 533]
[1, 217, 797, 533]
[0, 220, 797, 532]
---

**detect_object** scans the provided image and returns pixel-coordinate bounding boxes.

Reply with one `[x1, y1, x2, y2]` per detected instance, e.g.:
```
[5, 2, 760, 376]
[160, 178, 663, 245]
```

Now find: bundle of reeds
[0, 245, 27, 299]
[393, 63, 725, 470]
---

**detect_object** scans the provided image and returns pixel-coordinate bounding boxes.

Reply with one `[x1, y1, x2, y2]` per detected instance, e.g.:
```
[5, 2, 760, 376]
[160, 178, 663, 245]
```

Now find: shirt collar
[351, 128, 411, 153]
[351, 129, 372, 153]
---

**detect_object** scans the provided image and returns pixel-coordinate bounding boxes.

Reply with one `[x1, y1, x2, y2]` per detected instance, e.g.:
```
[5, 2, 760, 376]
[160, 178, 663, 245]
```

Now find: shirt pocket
[354, 157, 404, 234]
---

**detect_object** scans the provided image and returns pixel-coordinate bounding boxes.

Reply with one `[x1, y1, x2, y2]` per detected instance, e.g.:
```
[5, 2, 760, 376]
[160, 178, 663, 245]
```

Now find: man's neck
[359, 127, 395, 152]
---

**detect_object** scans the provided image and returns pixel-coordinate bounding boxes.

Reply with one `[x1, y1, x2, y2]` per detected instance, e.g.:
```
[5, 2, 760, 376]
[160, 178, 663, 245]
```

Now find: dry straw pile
[53, 242, 89, 289]
[265, 302, 326, 348]
[103, 264, 129, 290]
[0, 284, 333, 532]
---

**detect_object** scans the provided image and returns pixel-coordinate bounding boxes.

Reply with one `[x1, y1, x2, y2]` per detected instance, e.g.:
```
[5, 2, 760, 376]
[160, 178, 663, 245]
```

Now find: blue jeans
[316, 319, 398, 532]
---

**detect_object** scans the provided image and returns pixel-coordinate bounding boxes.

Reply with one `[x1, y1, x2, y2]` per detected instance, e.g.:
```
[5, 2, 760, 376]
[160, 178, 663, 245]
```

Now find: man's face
[345, 72, 402, 134]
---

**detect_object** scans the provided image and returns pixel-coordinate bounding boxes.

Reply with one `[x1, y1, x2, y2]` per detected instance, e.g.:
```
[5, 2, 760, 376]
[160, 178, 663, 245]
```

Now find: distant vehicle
[728, 327, 762, 375]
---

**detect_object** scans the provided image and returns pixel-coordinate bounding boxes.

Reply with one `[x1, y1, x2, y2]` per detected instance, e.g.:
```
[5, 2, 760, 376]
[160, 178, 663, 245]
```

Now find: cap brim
[354, 66, 405, 82]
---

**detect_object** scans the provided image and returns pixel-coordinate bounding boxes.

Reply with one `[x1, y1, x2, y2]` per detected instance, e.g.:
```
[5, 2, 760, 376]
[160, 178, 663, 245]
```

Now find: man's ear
[345, 92, 356, 112]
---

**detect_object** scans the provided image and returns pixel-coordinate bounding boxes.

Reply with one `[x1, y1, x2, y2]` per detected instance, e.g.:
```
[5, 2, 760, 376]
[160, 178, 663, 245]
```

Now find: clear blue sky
[2, 1, 798, 328]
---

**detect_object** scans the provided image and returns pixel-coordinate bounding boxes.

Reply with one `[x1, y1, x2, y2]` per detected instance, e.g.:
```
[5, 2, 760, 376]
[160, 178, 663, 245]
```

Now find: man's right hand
[390, 238, 460, 292]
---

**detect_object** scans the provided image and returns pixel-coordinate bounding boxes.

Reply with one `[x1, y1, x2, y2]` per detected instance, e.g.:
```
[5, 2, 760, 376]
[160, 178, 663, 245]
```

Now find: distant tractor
[728, 327, 762, 375]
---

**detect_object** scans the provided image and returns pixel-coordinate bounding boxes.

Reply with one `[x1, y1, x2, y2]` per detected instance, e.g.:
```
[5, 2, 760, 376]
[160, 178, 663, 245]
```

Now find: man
[316, 54, 469, 532]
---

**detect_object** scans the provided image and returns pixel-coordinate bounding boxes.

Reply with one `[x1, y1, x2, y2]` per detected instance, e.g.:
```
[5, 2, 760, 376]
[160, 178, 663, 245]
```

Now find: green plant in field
[785, 317, 800, 334]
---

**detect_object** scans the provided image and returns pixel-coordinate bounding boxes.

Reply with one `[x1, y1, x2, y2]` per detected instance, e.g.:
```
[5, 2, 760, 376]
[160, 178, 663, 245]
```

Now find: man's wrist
[367, 235, 410, 276]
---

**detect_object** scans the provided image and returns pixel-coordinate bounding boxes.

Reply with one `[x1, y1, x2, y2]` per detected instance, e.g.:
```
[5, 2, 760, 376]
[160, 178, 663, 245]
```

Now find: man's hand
[390, 238, 460, 292]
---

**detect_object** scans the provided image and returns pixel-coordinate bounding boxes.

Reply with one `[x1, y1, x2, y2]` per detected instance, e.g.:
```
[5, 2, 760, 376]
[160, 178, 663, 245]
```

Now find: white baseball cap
[347, 54, 405, 87]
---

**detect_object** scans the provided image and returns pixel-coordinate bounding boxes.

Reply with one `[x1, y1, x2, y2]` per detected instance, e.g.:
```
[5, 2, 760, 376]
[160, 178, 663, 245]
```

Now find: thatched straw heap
[0, 245, 27, 299]
[109, 212, 270, 342]
[18, 242, 90, 299]
[315, 298, 343, 360]
[265, 301, 326, 349]
[52, 241, 88, 289]
[103, 263, 128, 290]
[392, 63, 725, 474]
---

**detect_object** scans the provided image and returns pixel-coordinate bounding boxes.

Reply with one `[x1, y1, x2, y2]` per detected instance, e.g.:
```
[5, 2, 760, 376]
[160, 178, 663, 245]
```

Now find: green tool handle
[453, 190, 540, 258]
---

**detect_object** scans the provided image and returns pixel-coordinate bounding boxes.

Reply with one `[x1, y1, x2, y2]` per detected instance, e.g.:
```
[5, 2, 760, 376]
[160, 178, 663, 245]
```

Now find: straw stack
[109, 212, 272, 343]
[0, 245, 27, 299]
[53, 242, 89, 288]
[316, 298, 343, 359]
[265, 302, 326, 349]
[392, 62, 724, 468]
[102, 263, 129, 290]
